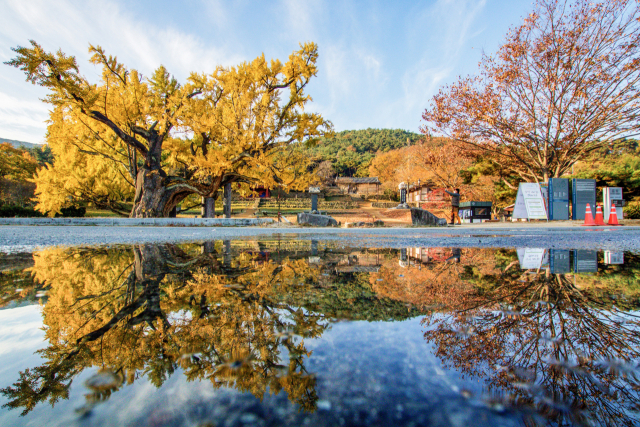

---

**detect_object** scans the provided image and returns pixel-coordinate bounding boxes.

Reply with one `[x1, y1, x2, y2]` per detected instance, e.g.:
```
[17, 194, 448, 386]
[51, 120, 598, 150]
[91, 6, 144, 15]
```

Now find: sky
[0, 0, 533, 144]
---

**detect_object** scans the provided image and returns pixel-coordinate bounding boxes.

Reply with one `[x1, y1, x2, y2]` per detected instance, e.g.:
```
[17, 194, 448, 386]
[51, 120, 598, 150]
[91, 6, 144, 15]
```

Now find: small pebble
[240, 413, 258, 423]
[84, 370, 120, 390]
[317, 400, 332, 410]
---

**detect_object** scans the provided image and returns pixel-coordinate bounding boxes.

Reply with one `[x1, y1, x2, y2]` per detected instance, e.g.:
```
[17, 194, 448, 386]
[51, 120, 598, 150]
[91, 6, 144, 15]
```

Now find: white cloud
[0, 92, 50, 143]
[0, 0, 244, 142]
[0, 0, 515, 138]
[282, 0, 327, 41]
[0, 0, 242, 75]
[200, 0, 232, 33]
[285, 0, 489, 133]
[0, 305, 44, 357]
[388, 0, 488, 131]
[359, 51, 382, 77]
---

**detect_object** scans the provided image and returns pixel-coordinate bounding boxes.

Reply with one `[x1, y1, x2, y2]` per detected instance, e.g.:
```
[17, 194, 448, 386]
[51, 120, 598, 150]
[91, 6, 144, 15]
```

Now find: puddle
[0, 241, 639, 426]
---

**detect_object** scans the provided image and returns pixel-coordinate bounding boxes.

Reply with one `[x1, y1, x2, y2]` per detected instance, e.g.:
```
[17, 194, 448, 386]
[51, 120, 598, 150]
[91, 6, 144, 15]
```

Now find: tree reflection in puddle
[416, 250, 640, 426]
[1, 243, 333, 415]
[0, 241, 420, 420]
[0, 243, 639, 426]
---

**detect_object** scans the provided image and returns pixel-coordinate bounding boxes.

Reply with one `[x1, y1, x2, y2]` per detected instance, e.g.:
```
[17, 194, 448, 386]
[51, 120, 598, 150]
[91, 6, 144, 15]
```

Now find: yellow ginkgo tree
[7, 41, 331, 217]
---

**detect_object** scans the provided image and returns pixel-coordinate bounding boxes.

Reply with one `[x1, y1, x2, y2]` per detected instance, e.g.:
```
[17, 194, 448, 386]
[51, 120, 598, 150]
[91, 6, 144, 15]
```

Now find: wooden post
[224, 183, 232, 218]
[223, 240, 231, 267]
[201, 197, 216, 218]
[201, 241, 216, 254]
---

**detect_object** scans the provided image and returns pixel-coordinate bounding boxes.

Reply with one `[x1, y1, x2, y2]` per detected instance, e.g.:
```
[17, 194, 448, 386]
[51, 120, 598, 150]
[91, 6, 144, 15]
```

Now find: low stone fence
[258, 199, 358, 210]
[0, 218, 275, 227]
[258, 199, 313, 208]
[213, 201, 257, 208]
[371, 202, 398, 208]
[319, 201, 358, 209]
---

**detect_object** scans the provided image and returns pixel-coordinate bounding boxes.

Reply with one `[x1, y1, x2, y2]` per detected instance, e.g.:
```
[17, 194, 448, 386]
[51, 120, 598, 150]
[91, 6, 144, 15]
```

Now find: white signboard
[513, 183, 548, 220]
[604, 251, 624, 265]
[517, 248, 547, 269]
[603, 187, 623, 222]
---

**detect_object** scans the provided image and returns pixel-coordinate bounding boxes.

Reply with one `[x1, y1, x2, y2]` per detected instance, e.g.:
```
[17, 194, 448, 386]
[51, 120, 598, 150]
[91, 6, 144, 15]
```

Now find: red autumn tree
[422, 0, 640, 183]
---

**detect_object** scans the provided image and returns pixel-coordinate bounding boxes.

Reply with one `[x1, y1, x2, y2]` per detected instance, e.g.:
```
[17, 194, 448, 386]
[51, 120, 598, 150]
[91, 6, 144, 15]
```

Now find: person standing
[445, 188, 461, 225]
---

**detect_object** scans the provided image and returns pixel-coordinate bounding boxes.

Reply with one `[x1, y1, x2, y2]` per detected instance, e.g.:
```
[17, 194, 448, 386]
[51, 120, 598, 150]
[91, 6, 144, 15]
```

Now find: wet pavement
[0, 240, 639, 426]
[0, 225, 640, 252]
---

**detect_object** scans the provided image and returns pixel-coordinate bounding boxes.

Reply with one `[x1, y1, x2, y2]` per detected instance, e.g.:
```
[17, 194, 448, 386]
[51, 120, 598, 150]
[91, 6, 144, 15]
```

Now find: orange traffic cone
[608, 204, 621, 226]
[582, 203, 596, 226]
[594, 204, 605, 226]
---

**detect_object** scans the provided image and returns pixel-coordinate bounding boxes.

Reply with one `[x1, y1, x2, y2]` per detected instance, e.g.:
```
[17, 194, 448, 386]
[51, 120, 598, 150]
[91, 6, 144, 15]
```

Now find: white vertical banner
[512, 185, 528, 219]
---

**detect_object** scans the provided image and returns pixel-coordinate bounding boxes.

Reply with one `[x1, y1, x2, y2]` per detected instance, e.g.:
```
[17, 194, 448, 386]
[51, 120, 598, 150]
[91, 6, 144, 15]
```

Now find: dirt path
[236, 208, 256, 218]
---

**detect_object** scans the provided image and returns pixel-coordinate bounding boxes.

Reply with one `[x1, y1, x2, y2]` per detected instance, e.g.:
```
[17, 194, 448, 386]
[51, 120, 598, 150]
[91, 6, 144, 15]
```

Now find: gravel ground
[1, 224, 640, 252]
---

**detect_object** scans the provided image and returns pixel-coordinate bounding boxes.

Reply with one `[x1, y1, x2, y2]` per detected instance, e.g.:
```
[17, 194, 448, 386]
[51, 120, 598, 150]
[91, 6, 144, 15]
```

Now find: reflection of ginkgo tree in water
[1, 243, 330, 415]
[423, 258, 640, 426]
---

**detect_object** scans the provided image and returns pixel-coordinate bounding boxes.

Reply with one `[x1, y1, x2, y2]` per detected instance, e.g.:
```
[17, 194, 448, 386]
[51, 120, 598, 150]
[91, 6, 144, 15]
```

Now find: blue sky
[0, 0, 533, 144]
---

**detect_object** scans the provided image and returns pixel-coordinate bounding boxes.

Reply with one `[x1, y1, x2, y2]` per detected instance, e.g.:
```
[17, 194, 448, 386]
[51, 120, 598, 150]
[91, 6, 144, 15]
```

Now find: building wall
[338, 182, 380, 195]
[337, 183, 351, 193]
[405, 187, 451, 218]
[357, 183, 379, 194]
[407, 247, 451, 264]
[408, 187, 448, 205]
[408, 188, 430, 203]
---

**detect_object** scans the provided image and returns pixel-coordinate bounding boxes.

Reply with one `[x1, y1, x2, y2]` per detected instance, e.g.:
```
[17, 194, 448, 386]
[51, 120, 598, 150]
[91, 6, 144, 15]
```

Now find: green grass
[179, 208, 249, 216]
[84, 204, 359, 218]
[85, 209, 126, 218]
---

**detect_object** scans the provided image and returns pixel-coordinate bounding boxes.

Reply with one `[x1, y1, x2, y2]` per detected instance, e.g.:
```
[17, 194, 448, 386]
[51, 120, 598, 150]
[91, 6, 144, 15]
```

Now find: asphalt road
[1, 225, 639, 252]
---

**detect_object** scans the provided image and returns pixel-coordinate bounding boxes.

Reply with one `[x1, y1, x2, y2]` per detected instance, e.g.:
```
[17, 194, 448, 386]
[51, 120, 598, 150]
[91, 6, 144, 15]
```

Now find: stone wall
[297, 212, 338, 227]
[410, 208, 448, 226]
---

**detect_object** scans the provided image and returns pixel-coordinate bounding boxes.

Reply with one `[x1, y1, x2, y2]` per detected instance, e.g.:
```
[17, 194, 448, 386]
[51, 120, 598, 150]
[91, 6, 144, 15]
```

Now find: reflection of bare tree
[1, 243, 328, 415]
[423, 267, 640, 426]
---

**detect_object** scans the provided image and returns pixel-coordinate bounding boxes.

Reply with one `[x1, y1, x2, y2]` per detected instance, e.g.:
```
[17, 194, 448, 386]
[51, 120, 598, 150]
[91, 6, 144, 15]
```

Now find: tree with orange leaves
[368, 147, 411, 192]
[369, 138, 500, 205]
[423, 0, 640, 183]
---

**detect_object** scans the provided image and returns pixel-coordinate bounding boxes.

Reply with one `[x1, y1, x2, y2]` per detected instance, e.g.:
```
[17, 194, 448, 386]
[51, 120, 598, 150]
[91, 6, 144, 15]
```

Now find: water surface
[0, 241, 639, 426]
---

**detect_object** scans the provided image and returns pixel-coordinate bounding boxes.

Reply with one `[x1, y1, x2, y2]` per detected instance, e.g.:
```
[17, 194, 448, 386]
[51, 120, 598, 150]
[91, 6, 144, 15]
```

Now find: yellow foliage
[0, 143, 38, 181]
[0, 143, 40, 206]
[9, 41, 331, 216]
[33, 107, 134, 215]
[22, 245, 325, 412]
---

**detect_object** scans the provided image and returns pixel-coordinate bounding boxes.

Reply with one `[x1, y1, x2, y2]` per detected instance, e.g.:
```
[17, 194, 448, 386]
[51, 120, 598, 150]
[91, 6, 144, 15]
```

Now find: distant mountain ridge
[0, 138, 39, 150]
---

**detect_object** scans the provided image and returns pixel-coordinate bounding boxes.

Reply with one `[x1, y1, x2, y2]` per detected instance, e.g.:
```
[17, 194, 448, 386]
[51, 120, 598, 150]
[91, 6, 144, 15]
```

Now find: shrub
[624, 202, 640, 219]
[56, 205, 86, 217]
[0, 204, 45, 217]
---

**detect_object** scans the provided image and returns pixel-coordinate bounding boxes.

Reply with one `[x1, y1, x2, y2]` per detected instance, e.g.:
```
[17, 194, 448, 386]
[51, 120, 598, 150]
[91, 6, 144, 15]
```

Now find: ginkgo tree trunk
[7, 41, 331, 217]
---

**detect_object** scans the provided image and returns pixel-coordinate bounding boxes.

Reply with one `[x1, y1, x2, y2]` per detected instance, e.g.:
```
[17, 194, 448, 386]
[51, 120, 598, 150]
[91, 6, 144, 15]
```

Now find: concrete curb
[0, 217, 275, 227]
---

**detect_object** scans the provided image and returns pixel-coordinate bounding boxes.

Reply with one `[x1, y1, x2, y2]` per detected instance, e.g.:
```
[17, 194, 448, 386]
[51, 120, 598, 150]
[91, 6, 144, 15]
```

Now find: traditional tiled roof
[335, 177, 381, 184]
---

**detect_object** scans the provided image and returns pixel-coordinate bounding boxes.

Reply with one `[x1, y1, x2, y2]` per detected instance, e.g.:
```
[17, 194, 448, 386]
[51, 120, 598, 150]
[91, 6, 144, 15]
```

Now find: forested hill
[0, 137, 53, 165]
[307, 128, 422, 177]
[0, 137, 39, 150]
